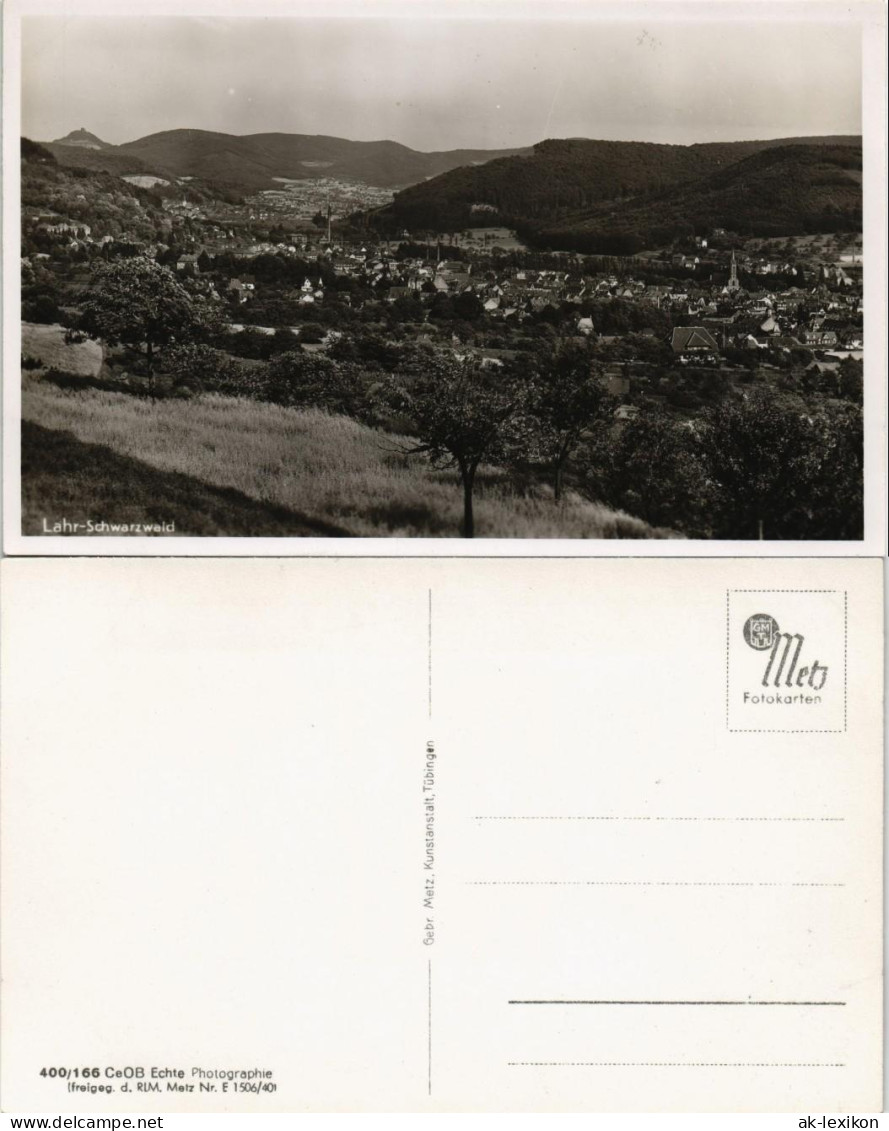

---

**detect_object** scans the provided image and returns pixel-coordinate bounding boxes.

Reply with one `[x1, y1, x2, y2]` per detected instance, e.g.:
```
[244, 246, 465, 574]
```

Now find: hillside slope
[45, 143, 158, 180]
[20, 139, 225, 241]
[21, 379, 671, 538]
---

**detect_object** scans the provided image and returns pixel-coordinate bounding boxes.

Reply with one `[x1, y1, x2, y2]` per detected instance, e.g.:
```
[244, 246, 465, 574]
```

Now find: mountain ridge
[42, 127, 534, 192]
[37, 127, 863, 248]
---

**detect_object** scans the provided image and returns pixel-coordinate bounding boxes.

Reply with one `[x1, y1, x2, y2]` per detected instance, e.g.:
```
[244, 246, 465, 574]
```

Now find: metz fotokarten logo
[727, 589, 846, 733]
[741, 612, 829, 704]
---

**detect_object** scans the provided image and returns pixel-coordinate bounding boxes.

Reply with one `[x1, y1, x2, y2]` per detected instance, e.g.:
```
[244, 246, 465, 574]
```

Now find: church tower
[727, 249, 740, 293]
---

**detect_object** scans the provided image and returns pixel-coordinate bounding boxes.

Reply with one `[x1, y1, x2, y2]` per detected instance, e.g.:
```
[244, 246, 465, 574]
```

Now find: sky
[21, 13, 862, 151]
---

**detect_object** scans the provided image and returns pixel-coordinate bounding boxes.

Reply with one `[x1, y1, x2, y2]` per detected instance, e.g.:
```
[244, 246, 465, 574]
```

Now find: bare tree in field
[383, 353, 529, 538]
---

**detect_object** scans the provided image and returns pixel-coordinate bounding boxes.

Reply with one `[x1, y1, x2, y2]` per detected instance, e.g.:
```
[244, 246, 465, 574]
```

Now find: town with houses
[20, 174, 864, 422]
[27, 203, 862, 364]
[95, 207, 862, 413]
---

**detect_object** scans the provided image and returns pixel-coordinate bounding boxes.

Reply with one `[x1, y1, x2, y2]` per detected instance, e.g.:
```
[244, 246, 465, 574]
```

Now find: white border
[3, 0, 886, 558]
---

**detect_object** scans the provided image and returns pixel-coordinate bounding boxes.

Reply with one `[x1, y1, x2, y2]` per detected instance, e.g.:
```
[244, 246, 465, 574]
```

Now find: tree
[22, 289, 62, 325]
[389, 293, 425, 324]
[298, 323, 326, 344]
[699, 391, 832, 540]
[382, 354, 530, 538]
[268, 328, 302, 355]
[804, 401, 863, 539]
[452, 291, 484, 322]
[329, 332, 404, 371]
[525, 346, 613, 501]
[581, 410, 712, 536]
[160, 343, 243, 395]
[265, 351, 363, 415]
[837, 357, 863, 405]
[78, 256, 210, 384]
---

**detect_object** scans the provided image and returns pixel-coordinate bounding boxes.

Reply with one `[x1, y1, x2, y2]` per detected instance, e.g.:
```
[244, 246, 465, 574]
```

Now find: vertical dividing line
[428, 958, 433, 1096]
[725, 590, 730, 729]
[843, 590, 848, 732]
[428, 588, 433, 721]
[427, 589, 433, 1096]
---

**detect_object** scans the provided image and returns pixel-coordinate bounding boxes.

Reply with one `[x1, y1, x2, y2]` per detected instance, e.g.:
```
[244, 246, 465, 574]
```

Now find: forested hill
[372, 138, 723, 229]
[369, 135, 862, 250]
[43, 128, 533, 193]
[536, 144, 863, 252]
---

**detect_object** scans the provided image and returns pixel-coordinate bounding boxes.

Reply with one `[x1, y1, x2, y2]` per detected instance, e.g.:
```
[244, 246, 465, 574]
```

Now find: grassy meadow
[21, 375, 674, 538]
[21, 322, 104, 376]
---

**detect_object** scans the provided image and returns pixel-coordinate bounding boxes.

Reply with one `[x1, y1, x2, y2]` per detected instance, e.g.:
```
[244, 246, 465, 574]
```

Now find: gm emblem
[743, 613, 779, 651]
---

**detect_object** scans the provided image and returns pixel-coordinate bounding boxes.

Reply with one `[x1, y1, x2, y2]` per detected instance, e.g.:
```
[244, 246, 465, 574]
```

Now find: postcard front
[2, 0, 886, 555]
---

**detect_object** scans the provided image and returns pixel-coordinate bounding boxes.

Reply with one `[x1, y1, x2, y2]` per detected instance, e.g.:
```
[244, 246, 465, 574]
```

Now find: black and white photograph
[5, 1, 881, 543]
